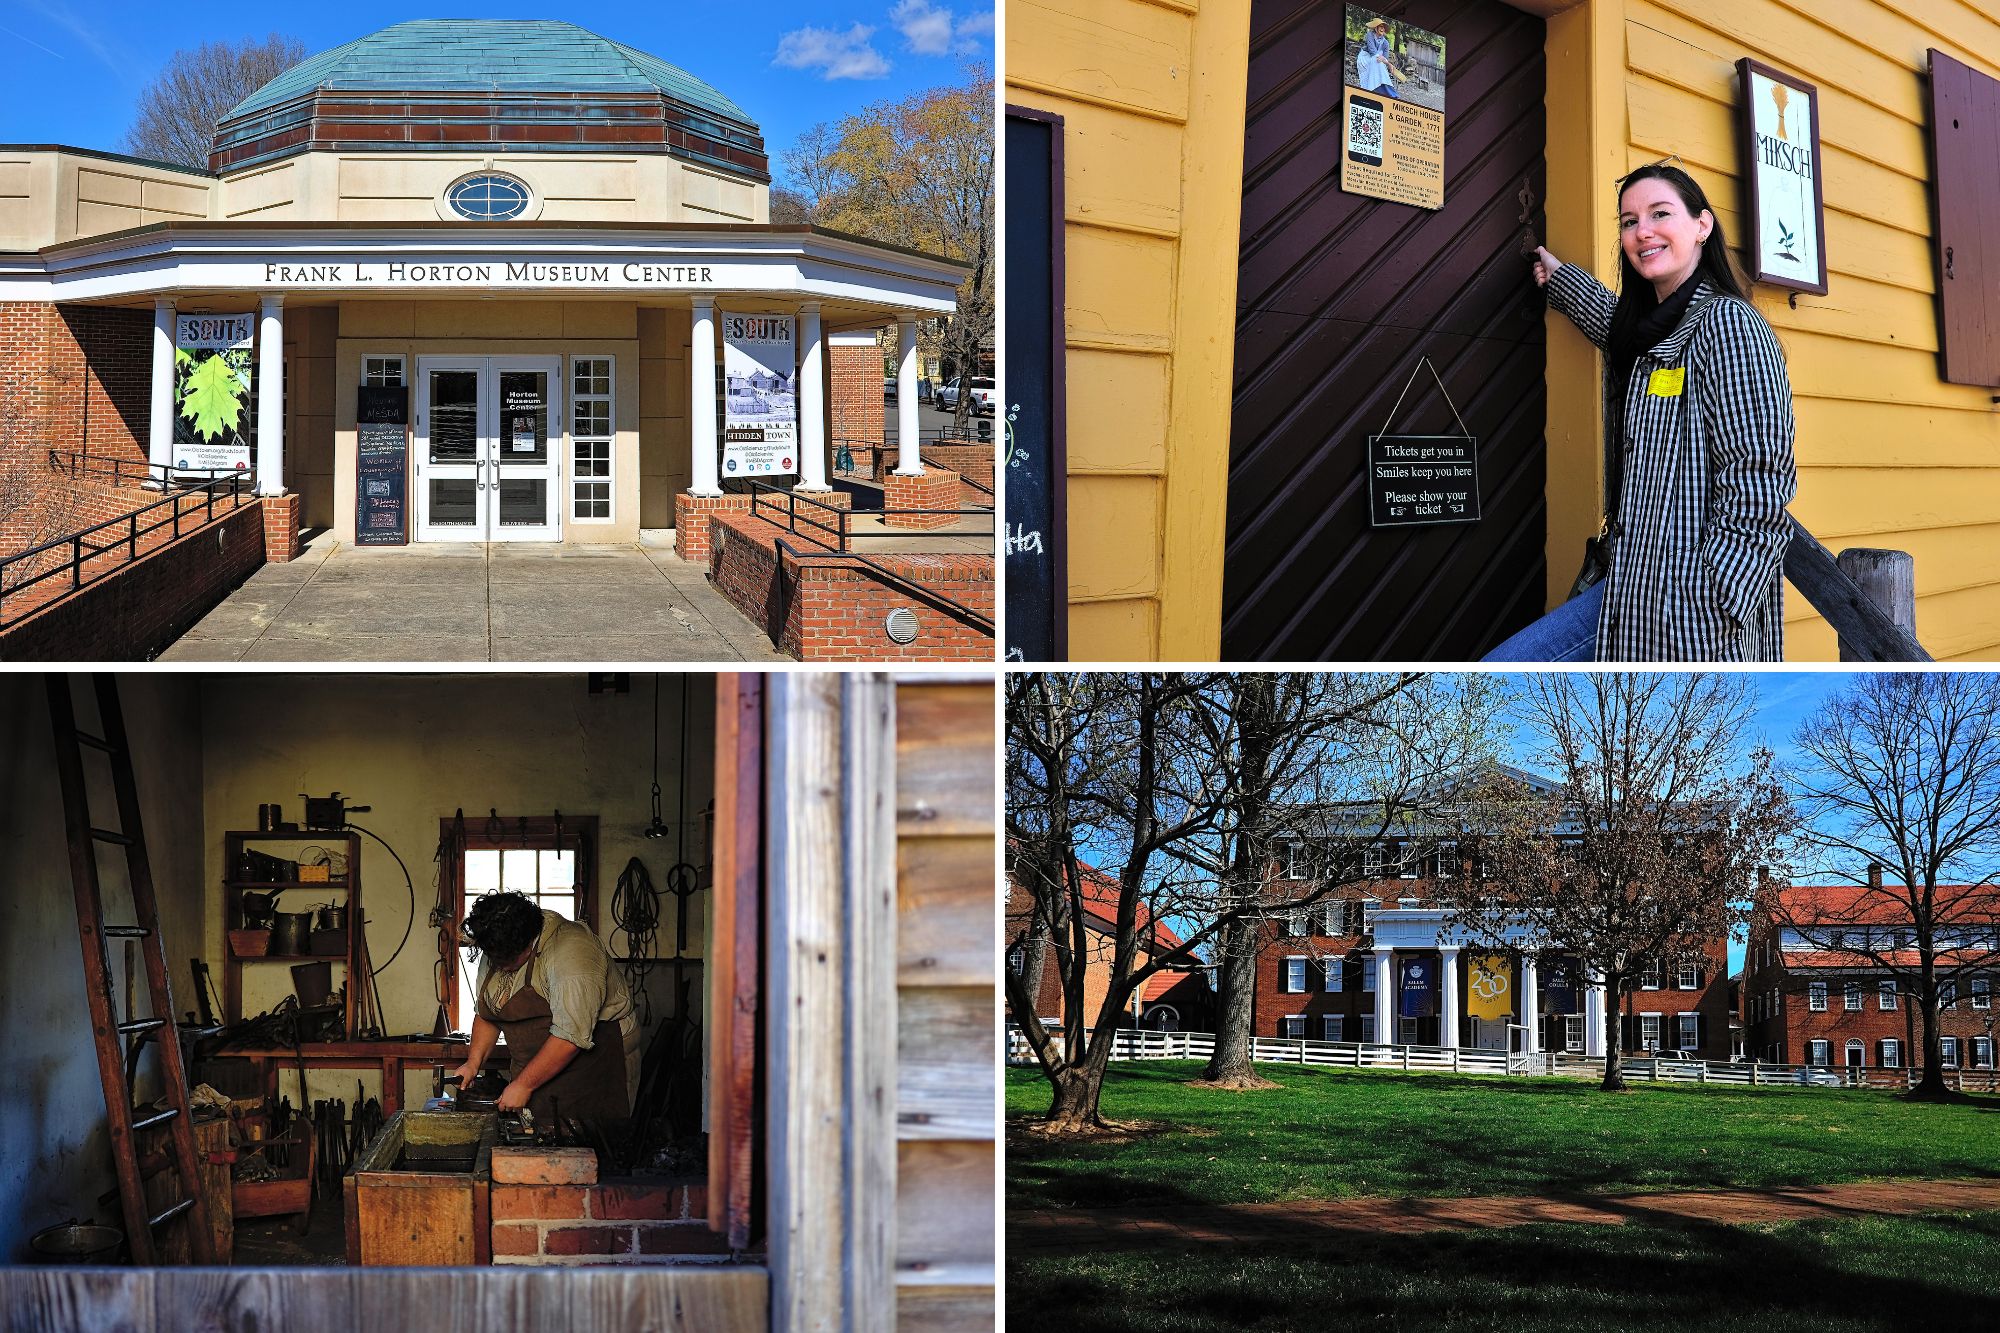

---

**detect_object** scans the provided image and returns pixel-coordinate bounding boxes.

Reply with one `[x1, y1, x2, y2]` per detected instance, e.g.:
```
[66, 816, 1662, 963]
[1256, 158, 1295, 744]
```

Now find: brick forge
[487, 1144, 722, 1266]
[706, 511, 993, 661]
[881, 468, 963, 531]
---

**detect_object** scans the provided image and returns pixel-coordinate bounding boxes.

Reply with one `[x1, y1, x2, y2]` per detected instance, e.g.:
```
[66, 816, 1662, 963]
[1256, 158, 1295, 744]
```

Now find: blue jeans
[1482, 582, 1602, 662]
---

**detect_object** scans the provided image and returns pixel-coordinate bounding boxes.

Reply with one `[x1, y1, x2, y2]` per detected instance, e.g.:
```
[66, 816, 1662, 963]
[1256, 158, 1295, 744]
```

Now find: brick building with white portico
[0, 20, 965, 571]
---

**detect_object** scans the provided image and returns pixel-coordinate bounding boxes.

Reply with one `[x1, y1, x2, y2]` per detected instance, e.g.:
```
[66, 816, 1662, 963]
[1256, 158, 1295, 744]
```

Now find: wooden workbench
[218, 1040, 479, 1114]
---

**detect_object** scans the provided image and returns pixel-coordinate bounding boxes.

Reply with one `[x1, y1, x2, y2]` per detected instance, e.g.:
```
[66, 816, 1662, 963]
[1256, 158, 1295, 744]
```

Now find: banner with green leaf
[174, 313, 255, 473]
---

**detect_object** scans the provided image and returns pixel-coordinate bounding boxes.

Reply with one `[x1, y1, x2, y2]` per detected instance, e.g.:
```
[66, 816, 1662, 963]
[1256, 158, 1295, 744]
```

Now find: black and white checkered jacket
[1547, 263, 1797, 662]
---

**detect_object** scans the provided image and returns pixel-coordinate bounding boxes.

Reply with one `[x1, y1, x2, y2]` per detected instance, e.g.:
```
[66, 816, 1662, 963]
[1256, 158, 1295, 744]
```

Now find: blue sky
[0, 0, 991, 187]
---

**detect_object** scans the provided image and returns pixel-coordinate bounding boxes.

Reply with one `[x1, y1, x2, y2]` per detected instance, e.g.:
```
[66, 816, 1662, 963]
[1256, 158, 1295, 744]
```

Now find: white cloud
[773, 24, 892, 80]
[890, 0, 993, 57]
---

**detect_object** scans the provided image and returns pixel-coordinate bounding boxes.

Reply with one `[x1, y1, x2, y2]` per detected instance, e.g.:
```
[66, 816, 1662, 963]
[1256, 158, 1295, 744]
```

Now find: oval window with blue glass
[446, 174, 531, 221]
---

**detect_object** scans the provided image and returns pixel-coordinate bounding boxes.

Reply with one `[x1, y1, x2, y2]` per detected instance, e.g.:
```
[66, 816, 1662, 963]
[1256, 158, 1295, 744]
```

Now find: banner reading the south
[721, 312, 798, 478]
[173, 313, 255, 473]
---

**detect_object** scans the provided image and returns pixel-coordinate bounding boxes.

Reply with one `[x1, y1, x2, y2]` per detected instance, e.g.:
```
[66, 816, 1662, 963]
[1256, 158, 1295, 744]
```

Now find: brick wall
[707, 511, 994, 661]
[0, 498, 266, 660]
[830, 339, 883, 445]
[0, 302, 151, 467]
[487, 1145, 724, 1267]
[1744, 948, 1998, 1067]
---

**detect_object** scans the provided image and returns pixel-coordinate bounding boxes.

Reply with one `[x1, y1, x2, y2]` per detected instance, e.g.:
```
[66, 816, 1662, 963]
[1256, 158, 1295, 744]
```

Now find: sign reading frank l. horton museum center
[259, 261, 721, 287]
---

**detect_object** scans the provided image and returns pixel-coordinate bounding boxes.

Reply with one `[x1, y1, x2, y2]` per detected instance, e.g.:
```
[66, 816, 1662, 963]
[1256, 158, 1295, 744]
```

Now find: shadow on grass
[1007, 1211, 2000, 1333]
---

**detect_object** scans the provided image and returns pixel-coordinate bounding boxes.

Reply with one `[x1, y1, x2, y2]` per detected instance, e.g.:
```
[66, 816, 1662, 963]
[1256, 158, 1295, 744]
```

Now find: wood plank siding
[893, 679, 995, 1331]
[1581, 0, 2000, 660]
[1226, 0, 1549, 660]
[1007, 0, 1255, 659]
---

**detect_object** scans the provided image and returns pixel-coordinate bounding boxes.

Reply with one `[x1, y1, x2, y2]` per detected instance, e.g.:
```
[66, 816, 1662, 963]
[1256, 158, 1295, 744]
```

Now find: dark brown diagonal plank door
[1226, 0, 1547, 661]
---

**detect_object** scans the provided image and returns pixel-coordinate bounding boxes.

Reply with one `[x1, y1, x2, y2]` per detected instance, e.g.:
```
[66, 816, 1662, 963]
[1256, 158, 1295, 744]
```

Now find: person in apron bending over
[448, 891, 640, 1125]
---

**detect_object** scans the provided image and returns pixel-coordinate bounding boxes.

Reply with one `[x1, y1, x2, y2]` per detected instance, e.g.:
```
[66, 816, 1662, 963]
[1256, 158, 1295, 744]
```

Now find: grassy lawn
[1007, 1062, 2000, 1209]
[1006, 1211, 2000, 1332]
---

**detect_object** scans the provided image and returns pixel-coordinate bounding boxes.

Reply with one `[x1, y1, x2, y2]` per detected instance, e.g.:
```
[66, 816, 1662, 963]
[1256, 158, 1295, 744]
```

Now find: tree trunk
[1041, 1064, 1107, 1131]
[1599, 974, 1627, 1091]
[1909, 975, 1951, 1100]
[1198, 915, 1276, 1088]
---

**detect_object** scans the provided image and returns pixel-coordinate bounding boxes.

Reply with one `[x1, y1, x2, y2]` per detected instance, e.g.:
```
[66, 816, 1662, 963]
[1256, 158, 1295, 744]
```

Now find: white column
[1439, 947, 1460, 1049]
[1373, 949, 1394, 1045]
[149, 298, 176, 483]
[689, 297, 721, 496]
[1521, 956, 1540, 1055]
[893, 314, 922, 475]
[795, 302, 830, 491]
[1584, 969, 1608, 1057]
[256, 295, 284, 495]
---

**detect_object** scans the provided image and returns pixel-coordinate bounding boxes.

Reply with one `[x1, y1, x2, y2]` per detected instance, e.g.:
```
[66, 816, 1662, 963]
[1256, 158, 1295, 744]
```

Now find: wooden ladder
[45, 674, 217, 1265]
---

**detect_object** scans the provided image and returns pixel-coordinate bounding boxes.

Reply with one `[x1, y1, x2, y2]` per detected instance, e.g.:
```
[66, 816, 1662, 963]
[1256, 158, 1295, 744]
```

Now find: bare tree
[1004, 672, 1498, 1129]
[1437, 674, 1794, 1091]
[1777, 673, 2000, 1100]
[126, 35, 306, 171]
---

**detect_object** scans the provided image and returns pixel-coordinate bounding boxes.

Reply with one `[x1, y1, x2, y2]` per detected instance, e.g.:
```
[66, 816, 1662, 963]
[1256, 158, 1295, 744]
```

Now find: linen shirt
[477, 908, 634, 1049]
[1546, 263, 1797, 662]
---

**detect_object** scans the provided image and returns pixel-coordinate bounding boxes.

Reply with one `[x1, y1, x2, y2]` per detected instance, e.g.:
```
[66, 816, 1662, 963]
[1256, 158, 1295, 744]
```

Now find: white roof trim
[0, 226, 963, 312]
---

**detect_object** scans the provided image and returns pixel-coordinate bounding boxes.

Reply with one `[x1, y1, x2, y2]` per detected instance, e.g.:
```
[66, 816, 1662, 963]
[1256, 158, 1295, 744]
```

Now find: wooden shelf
[223, 829, 362, 1030]
[226, 880, 351, 892]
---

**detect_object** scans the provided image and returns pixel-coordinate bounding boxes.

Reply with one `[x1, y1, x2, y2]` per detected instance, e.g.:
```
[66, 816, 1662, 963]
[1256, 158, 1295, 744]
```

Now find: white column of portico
[148, 298, 177, 483]
[1584, 969, 1608, 1057]
[1373, 949, 1395, 1044]
[795, 302, 830, 491]
[1439, 946, 1460, 1049]
[689, 296, 721, 496]
[255, 295, 284, 495]
[1521, 956, 1540, 1055]
[893, 314, 923, 475]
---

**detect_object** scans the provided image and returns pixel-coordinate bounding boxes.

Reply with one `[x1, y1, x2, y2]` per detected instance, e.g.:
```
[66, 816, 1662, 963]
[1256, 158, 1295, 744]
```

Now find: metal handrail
[773, 537, 994, 637]
[0, 465, 256, 628]
[746, 480, 994, 555]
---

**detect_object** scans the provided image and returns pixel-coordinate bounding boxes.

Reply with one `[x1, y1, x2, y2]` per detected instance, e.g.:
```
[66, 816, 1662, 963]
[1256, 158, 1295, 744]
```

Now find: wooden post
[768, 673, 899, 1333]
[1835, 548, 1917, 661]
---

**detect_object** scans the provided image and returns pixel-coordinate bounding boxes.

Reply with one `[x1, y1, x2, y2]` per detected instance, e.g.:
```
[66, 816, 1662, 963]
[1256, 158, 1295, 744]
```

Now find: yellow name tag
[1647, 367, 1686, 397]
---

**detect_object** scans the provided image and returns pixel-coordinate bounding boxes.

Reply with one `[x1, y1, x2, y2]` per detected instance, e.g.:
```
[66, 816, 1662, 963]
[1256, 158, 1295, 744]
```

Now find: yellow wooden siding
[893, 681, 994, 1331]
[1010, 0, 1251, 660]
[1581, 0, 2000, 658]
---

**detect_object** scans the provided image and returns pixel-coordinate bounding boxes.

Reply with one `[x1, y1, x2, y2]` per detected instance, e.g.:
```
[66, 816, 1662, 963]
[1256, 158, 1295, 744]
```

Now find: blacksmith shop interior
[1, 670, 996, 1329]
[5, 672, 725, 1269]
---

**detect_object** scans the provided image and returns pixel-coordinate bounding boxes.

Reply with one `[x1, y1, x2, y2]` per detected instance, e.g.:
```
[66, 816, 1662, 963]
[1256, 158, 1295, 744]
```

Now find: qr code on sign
[1349, 102, 1384, 155]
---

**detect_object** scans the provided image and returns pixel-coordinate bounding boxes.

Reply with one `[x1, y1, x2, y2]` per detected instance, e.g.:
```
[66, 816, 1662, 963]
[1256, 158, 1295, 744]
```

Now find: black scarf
[1609, 270, 1703, 403]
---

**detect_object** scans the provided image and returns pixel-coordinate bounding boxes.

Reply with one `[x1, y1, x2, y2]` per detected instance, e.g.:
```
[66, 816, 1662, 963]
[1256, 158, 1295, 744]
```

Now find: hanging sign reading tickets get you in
[721, 313, 798, 478]
[1341, 6, 1447, 210]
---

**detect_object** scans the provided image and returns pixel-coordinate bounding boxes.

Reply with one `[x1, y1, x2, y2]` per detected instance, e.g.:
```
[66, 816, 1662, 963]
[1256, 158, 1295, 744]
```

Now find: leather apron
[478, 947, 630, 1125]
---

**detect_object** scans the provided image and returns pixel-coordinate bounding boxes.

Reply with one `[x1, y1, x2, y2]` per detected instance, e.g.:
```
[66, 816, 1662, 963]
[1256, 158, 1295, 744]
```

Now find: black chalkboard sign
[356, 385, 409, 546]
[1004, 108, 1068, 661]
[1366, 434, 1481, 527]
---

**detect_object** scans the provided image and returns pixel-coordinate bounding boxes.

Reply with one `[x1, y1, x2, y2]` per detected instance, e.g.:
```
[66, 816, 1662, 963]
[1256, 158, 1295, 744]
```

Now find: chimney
[1867, 862, 1882, 890]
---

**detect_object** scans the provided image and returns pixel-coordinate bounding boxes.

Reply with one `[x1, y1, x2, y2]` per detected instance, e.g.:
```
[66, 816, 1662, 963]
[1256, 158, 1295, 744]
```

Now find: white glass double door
[415, 356, 562, 542]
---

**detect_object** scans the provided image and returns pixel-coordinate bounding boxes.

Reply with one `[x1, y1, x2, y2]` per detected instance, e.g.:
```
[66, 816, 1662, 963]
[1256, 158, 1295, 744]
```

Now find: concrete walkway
[157, 532, 790, 662]
[1008, 1178, 2000, 1252]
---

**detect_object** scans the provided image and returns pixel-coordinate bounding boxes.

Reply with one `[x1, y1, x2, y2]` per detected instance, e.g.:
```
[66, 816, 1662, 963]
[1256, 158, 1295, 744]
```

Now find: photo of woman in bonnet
[1355, 16, 1404, 98]
[1484, 161, 1797, 663]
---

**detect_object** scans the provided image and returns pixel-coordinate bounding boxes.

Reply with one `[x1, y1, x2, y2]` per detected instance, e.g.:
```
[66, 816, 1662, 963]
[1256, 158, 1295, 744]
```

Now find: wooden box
[344, 1111, 496, 1266]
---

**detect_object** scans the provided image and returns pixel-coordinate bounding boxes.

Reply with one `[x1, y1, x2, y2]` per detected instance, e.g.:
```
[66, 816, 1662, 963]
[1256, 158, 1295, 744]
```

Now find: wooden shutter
[1927, 49, 2000, 385]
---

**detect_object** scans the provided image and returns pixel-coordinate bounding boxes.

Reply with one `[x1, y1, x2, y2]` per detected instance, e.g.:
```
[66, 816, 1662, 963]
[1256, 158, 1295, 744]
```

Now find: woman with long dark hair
[1485, 162, 1796, 662]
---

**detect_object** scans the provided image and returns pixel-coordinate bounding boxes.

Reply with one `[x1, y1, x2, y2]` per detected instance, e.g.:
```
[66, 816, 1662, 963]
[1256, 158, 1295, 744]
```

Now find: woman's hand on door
[1531, 246, 1562, 287]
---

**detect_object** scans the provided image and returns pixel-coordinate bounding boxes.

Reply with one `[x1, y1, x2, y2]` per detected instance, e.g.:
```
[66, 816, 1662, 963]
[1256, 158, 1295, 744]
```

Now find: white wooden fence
[1007, 1025, 2000, 1093]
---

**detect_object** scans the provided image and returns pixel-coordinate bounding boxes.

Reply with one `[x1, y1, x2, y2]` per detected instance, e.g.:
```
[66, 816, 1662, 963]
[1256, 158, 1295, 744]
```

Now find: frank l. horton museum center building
[0, 20, 982, 657]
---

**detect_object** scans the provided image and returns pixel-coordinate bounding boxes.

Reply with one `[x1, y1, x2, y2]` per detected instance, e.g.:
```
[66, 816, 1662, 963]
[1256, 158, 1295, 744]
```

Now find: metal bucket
[29, 1221, 123, 1264]
[315, 904, 347, 931]
[291, 960, 333, 1008]
[272, 910, 312, 956]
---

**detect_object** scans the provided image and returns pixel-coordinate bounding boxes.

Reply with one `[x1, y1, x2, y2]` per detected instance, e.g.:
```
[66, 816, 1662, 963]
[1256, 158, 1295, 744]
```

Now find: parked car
[938, 376, 996, 415]
[883, 376, 897, 400]
[918, 377, 935, 404]
[1793, 1067, 1845, 1087]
